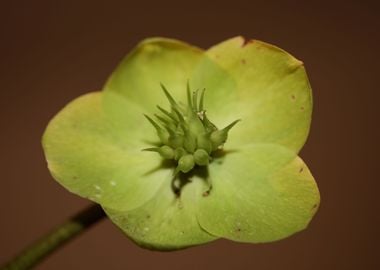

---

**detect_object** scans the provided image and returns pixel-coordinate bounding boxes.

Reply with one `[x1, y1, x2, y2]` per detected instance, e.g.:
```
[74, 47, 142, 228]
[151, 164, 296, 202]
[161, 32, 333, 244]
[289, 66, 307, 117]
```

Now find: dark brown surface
[0, 1, 378, 269]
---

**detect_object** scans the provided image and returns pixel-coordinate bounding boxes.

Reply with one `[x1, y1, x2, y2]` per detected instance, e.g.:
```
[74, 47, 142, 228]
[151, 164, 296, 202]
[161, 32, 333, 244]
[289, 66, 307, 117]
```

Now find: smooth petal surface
[105, 176, 217, 250]
[191, 37, 312, 152]
[189, 55, 238, 127]
[42, 92, 171, 211]
[42, 37, 319, 250]
[197, 144, 320, 243]
[104, 38, 204, 113]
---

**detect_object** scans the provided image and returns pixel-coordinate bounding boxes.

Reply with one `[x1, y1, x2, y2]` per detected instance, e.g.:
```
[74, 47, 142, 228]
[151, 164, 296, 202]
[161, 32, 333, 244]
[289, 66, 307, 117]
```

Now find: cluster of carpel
[144, 83, 240, 174]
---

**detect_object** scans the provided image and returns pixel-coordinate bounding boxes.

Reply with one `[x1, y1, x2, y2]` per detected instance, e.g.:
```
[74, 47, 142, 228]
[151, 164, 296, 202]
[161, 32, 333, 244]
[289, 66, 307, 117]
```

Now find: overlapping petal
[104, 175, 216, 250]
[43, 37, 319, 250]
[42, 92, 171, 211]
[191, 37, 312, 152]
[197, 144, 320, 242]
[104, 38, 204, 113]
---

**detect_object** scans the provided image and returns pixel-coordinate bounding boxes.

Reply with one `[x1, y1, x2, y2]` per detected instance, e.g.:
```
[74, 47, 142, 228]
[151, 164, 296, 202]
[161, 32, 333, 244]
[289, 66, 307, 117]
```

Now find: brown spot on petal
[241, 37, 255, 47]
[300, 106, 305, 111]
[312, 204, 318, 210]
[291, 94, 296, 101]
[299, 167, 304, 173]
[202, 190, 210, 197]
[241, 59, 247, 65]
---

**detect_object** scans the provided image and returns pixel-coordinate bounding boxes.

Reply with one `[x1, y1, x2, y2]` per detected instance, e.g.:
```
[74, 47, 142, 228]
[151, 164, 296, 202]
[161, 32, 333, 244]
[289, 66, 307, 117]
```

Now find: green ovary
[143, 83, 240, 174]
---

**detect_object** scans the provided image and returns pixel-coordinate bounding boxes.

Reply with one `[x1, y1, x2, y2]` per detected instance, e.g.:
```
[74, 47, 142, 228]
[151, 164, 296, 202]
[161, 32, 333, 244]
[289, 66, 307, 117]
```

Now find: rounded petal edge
[202, 36, 313, 153]
[103, 37, 204, 113]
[42, 92, 170, 211]
[104, 176, 217, 250]
[197, 144, 320, 243]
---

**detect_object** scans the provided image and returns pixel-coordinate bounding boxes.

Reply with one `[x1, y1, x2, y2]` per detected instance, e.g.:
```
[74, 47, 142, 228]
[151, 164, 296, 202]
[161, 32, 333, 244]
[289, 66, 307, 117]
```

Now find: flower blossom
[43, 37, 320, 250]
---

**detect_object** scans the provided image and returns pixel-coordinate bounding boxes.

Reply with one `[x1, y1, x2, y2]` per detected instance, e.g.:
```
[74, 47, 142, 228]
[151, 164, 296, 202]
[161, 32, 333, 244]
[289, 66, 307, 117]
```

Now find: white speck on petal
[95, 194, 102, 198]
[144, 227, 150, 231]
[110, 181, 117, 186]
[94, 185, 101, 190]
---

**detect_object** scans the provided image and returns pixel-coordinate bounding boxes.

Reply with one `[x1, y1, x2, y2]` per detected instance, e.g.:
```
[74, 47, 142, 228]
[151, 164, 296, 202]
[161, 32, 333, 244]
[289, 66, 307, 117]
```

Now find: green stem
[1, 204, 106, 270]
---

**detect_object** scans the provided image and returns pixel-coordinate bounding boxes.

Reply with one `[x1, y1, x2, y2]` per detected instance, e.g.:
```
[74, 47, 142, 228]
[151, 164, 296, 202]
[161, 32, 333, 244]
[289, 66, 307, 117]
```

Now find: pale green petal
[42, 92, 171, 211]
[197, 144, 320, 243]
[190, 37, 312, 152]
[104, 38, 204, 113]
[104, 176, 217, 250]
[42, 37, 319, 249]
[189, 55, 237, 126]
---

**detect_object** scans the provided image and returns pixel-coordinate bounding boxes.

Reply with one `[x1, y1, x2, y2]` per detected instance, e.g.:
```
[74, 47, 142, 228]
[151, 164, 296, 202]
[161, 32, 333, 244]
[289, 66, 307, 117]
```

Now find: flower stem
[1, 204, 106, 270]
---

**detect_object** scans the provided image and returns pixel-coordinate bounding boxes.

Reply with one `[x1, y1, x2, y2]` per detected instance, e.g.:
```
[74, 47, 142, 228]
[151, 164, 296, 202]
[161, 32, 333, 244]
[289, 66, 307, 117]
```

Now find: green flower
[42, 37, 320, 250]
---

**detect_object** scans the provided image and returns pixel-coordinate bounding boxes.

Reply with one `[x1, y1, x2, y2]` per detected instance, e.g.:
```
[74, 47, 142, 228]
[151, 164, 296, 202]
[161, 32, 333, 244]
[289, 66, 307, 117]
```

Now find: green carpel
[144, 84, 239, 175]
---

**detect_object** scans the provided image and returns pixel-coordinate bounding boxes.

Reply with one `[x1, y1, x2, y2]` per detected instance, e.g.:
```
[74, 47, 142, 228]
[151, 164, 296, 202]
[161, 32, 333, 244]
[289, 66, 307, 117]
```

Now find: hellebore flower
[42, 37, 320, 250]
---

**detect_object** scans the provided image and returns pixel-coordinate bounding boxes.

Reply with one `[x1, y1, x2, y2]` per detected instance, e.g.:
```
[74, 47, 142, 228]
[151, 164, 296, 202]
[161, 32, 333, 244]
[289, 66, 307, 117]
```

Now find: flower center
[144, 83, 239, 174]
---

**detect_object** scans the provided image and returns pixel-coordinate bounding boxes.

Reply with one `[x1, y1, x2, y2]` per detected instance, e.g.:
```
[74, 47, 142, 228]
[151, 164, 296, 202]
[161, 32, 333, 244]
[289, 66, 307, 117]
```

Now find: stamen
[154, 114, 170, 125]
[144, 114, 170, 144]
[192, 89, 199, 112]
[144, 114, 161, 130]
[143, 146, 174, 159]
[210, 119, 241, 150]
[223, 119, 241, 132]
[199, 88, 206, 112]
[172, 106, 185, 125]
[160, 83, 178, 108]
[156, 106, 177, 122]
[154, 114, 176, 132]
[187, 81, 193, 109]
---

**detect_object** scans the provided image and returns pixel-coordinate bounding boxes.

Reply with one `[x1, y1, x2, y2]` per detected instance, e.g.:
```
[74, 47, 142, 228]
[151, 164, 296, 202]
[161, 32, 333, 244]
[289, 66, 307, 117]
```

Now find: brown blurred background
[0, 0, 378, 269]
